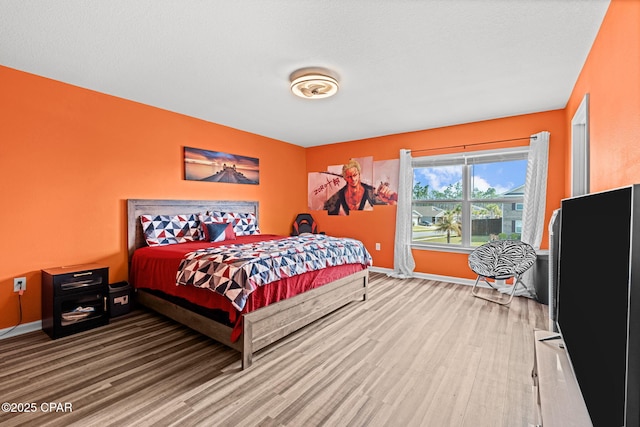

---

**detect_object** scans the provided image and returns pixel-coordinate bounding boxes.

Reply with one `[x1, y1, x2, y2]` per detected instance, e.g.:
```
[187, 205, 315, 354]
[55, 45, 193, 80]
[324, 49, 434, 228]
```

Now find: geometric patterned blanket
[176, 234, 372, 311]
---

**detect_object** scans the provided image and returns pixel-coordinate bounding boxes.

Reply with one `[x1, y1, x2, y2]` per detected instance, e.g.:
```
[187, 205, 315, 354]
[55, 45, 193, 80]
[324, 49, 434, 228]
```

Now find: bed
[127, 199, 370, 369]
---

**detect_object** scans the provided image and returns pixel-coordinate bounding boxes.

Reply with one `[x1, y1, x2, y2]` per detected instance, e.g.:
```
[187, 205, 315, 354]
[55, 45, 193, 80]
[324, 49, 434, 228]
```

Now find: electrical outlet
[375, 243, 381, 251]
[14, 277, 26, 292]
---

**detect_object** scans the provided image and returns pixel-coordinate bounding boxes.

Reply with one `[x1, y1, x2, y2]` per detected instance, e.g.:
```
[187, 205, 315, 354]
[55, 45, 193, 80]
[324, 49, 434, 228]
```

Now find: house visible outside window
[515, 219, 523, 233]
[411, 147, 528, 250]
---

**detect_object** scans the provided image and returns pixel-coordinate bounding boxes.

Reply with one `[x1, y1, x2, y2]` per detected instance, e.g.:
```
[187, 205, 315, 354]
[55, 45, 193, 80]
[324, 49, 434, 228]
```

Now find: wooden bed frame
[127, 199, 369, 369]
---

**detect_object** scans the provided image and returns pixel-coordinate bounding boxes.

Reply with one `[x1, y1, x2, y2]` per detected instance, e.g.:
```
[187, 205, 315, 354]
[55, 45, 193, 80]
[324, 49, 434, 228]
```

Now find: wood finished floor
[0, 273, 548, 427]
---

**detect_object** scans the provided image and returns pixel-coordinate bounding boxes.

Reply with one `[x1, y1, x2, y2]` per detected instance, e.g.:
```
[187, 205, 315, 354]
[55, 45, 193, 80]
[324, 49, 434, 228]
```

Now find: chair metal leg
[471, 274, 521, 306]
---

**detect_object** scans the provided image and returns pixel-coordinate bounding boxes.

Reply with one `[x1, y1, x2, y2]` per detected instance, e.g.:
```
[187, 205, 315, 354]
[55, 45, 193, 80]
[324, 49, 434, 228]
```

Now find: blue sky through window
[415, 159, 527, 195]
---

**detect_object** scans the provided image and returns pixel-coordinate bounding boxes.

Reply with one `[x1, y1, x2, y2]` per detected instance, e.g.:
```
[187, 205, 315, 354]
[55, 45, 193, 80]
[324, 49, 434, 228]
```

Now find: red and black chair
[291, 213, 321, 236]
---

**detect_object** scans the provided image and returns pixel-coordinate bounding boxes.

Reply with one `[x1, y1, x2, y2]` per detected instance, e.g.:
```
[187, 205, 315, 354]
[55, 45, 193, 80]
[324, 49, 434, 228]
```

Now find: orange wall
[307, 110, 566, 279]
[565, 0, 640, 193]
[3, 0, 637, 331]
[0, 66, 307, 329]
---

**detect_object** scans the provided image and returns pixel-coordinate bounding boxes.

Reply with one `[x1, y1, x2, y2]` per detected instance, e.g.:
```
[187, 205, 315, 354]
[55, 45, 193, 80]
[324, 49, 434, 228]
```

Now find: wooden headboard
[127, 199, 259, 262]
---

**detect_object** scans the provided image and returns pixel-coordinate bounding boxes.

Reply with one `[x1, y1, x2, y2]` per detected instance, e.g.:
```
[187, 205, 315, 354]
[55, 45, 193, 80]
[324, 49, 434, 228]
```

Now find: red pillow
[205, 222, 236, 242]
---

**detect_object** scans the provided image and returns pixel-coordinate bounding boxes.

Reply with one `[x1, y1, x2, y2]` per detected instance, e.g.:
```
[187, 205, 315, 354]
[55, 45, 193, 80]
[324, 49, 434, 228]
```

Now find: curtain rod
[409, 135, 536, 155]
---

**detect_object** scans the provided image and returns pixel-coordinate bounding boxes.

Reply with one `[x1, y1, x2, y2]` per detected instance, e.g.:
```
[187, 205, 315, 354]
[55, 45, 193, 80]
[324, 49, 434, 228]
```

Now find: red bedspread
[129, 234, 366, 341]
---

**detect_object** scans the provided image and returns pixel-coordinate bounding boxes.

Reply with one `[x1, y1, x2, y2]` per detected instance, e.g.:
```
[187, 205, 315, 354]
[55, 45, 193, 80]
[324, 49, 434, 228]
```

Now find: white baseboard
[369, 266, 476, 287]
[369, 266, 535, 298]
[0, 320, 42, 340]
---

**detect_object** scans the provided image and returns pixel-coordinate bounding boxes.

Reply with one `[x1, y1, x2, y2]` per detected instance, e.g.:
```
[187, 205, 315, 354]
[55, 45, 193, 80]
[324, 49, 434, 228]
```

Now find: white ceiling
[0, 1, 610, 148]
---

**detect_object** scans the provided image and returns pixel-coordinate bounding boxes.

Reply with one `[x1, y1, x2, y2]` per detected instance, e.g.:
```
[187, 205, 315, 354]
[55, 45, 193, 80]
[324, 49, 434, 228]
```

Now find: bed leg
[363, 274, 368, 301]
[241, 318, 253, 370]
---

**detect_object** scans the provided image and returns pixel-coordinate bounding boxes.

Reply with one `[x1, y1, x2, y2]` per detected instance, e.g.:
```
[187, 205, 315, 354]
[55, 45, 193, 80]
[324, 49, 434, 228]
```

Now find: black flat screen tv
[557, 184, 640, 427]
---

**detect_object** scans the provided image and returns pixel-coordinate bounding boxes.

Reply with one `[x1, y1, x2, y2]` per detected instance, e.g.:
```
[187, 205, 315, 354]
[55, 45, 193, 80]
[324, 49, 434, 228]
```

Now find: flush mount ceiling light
[290, 69, 339, 99]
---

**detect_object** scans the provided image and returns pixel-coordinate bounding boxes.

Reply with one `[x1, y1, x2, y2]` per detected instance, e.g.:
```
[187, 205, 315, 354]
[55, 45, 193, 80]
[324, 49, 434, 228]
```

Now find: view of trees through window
[412, 156, 527, 247]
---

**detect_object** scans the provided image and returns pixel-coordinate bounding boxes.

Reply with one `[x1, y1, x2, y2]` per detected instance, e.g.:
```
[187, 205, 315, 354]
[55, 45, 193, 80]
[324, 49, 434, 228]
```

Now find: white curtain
[518, 131, 550, 297]
[521, 131, 550, 249]
[390, 149, 415, 278]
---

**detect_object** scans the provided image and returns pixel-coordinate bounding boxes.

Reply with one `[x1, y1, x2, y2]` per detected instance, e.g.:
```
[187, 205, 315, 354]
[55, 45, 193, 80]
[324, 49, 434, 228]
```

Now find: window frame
[411, 146, 529, 252]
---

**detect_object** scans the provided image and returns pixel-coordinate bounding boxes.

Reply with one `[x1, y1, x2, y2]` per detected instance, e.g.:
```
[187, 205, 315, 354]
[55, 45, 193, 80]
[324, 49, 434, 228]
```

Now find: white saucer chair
[468, 240, 537, 306]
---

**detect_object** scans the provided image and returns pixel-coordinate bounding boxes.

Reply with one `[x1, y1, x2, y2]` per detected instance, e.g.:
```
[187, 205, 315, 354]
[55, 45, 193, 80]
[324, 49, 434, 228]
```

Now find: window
[411, 147, 528, 249]
[515, 220, 523, 233]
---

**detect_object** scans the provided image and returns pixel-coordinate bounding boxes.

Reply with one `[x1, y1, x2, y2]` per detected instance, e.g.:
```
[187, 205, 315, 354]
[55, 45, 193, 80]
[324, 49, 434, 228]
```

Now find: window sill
[411, 242, 549, 257]
[411, 242, 474, 254]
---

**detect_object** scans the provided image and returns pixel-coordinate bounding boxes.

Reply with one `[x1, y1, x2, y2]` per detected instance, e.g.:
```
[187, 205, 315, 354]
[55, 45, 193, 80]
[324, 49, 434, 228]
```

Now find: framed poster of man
[309, 156, 399, 215]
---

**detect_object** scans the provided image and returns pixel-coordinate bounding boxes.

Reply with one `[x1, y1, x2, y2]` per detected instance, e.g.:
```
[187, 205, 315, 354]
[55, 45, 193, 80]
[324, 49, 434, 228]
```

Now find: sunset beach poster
[184, 147, 259, 185]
